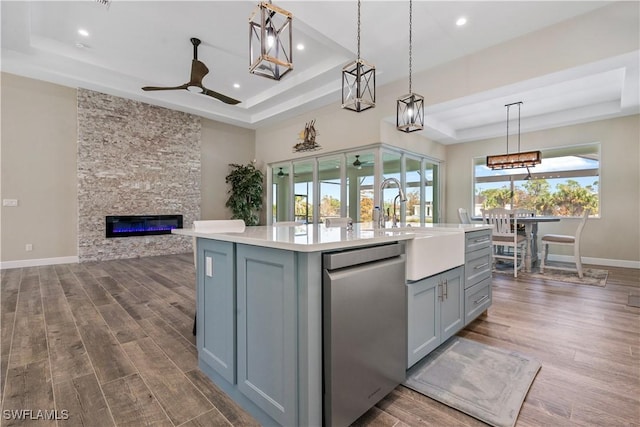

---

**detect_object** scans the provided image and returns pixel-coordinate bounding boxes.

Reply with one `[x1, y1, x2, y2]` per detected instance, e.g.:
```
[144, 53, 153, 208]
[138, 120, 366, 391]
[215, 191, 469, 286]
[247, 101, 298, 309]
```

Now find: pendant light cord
[506, 104, 510, 154]
[409, 0, 413, 94]
[357, 0, 361, 60]
[517, 101, 521, 152]
[505, 101, 523, 154]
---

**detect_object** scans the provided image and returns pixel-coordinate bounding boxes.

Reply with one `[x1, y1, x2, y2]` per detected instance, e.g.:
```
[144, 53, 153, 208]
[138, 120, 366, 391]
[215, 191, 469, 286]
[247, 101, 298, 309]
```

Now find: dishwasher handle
[323, 243, 405, 270]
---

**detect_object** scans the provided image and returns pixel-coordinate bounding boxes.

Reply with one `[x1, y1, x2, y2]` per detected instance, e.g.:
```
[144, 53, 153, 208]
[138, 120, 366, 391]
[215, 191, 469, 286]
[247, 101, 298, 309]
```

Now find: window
[473, 143, 600, 217]
[381, 151, 402, 221]
[267, 144, 442, 225]
[318, 156, 342, 223]
[346, 152, 375, 222]
[294, 161, 314, 223]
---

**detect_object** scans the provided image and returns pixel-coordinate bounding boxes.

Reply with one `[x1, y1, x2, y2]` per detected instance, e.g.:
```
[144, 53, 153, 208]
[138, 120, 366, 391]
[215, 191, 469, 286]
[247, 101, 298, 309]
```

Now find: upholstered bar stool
[540, 210, 589, 278]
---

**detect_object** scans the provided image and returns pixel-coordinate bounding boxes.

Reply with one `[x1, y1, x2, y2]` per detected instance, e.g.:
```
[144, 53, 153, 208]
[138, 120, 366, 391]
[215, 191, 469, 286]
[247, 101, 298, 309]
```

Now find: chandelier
[486, 102, 541, 170]
[396, 0, 424, 132]
[249, 1, 293, 80]
[341, 0, 375, 112]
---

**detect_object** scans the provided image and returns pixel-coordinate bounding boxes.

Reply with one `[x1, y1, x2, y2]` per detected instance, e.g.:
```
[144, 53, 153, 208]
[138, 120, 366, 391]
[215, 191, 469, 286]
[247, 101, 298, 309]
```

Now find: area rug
[494, 263, 608, 287]
[404, 336, 541, 427]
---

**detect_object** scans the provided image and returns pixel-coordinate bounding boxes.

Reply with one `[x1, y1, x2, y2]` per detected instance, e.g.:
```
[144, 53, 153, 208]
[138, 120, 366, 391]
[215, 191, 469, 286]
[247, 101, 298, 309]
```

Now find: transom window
[473, 143, 600, 217]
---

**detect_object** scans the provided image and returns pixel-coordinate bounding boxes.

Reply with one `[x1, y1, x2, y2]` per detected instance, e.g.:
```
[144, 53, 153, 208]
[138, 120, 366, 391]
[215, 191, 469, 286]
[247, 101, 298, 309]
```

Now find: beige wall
[1, 73, 78, 263]
[445, 115, 640, 264]
[201, 119, 255, 220]
[1, 73, 256, 264]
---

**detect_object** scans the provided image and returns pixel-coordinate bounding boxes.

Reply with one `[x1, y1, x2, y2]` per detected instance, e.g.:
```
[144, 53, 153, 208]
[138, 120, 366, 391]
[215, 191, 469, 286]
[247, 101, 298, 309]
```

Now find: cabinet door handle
[443, 279, 448, 299]
[474, 295, 489, 305]
[475, 262, 490, 270]
[473, 237, 490, 243]
[437, 282, 443, 301]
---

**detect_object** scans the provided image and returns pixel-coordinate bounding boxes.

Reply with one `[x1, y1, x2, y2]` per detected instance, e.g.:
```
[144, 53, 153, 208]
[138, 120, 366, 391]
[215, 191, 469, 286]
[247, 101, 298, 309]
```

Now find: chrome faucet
[379, 177, 407, 228]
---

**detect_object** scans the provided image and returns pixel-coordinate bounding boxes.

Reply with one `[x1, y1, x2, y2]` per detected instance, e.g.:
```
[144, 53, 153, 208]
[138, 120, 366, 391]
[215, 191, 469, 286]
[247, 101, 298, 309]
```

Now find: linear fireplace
[106, 215, 183, 238]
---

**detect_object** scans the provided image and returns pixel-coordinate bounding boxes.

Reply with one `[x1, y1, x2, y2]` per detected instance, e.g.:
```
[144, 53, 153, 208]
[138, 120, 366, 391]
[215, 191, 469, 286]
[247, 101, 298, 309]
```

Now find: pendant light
[396, 0, 424, 133]
[342, 0, 376, 112]
[486, 102, 542, 170]
[249, 0, 293, 80]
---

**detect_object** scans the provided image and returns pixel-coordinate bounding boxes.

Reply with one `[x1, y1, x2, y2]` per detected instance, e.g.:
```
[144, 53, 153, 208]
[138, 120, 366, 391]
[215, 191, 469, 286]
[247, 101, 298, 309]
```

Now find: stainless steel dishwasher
[323, 243, 407, 427]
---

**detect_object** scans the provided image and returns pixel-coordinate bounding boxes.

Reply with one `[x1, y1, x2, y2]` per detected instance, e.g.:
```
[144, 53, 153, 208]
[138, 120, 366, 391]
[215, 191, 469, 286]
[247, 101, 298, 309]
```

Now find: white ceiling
[2, 1, 638, 144]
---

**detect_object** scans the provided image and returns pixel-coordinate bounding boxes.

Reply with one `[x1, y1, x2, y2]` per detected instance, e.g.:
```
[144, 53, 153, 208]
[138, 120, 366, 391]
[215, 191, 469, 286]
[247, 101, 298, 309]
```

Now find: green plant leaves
[225, 162, 264, 226]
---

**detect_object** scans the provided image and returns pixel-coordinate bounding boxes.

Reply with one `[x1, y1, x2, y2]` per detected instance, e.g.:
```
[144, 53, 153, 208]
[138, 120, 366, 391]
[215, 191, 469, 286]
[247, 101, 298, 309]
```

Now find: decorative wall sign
[293, 119, 322, 152]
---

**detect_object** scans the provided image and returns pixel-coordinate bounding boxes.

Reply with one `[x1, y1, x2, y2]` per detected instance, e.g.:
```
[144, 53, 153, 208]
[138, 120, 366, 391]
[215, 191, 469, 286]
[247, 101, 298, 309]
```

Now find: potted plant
[225, 161, 264, 226]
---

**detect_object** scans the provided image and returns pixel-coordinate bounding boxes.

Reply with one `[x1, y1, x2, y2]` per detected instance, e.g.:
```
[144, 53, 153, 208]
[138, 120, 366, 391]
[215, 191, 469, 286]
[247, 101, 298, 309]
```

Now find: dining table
[514, 216, 561, 272]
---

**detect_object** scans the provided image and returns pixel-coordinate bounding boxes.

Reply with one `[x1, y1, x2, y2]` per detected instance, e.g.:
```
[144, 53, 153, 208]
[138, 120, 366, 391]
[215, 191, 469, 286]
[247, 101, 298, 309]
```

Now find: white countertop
[172, 222, 491, 253]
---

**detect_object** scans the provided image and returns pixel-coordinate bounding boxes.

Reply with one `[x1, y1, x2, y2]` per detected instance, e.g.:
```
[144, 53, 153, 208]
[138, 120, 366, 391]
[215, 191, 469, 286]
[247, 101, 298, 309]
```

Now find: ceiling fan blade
[142, 38, 239, 106]
[190, 60, 209, 85]
[202, 88, 241, 105]
[142, 84, 188, 91]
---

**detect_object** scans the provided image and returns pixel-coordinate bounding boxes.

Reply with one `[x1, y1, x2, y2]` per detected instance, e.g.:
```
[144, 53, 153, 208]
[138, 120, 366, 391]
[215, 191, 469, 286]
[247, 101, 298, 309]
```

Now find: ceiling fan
[352, 154, 373, 169]
[142, 38, 241, 105]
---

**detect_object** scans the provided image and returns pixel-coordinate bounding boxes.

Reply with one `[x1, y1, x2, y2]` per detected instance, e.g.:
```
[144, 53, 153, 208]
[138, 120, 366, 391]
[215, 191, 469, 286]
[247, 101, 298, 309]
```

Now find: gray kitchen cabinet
[465, 277, 492, 323]
[197, 239, 235, 384]
[463, 229, 492, 325]
[236, 244, 298, 427]
[439, 267, 464, 342]
[407, 265, 464, 368]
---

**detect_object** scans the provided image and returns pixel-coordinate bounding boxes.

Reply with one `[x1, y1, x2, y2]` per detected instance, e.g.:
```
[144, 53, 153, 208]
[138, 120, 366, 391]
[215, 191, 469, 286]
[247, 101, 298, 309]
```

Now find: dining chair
[514, 208, 535, 234]
[540, 210, 589, 278]
[481, 208, 527, 278]
[457, 208, 471, 224]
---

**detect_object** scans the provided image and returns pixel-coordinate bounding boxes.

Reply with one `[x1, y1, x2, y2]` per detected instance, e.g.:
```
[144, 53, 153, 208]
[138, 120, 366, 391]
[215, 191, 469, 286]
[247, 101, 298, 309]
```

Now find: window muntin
[423, 162, 438, 223]
[473, 143, 599, 217]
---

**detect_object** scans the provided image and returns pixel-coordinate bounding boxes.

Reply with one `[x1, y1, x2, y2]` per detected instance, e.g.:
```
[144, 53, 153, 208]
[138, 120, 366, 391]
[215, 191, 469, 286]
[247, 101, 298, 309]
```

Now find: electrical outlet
[25, 244, 33, 251]
[206, 256, 213, 277]
[3, 199, 18, 207]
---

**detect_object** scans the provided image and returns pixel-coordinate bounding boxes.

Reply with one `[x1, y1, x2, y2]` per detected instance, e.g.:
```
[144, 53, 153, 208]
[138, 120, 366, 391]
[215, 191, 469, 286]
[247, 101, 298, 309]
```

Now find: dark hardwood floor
[1, 254, 638, 426]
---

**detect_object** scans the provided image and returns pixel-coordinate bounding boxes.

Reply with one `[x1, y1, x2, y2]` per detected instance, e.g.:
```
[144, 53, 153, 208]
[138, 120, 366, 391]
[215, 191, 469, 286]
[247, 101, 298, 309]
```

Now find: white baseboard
[545, 254, 640, 269]
[0, 256, 79, 270]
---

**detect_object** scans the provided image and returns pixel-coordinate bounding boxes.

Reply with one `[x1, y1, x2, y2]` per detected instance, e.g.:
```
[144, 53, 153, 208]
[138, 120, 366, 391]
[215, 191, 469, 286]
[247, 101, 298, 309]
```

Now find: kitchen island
[172, 222, 492, 427]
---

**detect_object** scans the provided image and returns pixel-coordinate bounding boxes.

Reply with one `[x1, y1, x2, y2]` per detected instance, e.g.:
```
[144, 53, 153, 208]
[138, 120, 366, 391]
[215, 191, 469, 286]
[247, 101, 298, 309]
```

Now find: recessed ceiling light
[456, 17, 467, 26]
[75, 42, 87, 49]
[78, 28, 90, 37]
[233, 83, 240, 89]
[296, 43, 305, 51]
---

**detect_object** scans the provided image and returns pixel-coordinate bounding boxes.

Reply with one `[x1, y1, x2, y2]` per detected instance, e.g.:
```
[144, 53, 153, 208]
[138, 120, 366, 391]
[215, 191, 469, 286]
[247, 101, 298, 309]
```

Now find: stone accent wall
[77, 89, 200, 261]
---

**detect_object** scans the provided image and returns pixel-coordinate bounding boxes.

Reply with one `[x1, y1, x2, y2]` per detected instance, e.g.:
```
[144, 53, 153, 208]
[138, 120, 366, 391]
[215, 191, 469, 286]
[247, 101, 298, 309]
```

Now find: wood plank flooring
[1, 254, 638, 426]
